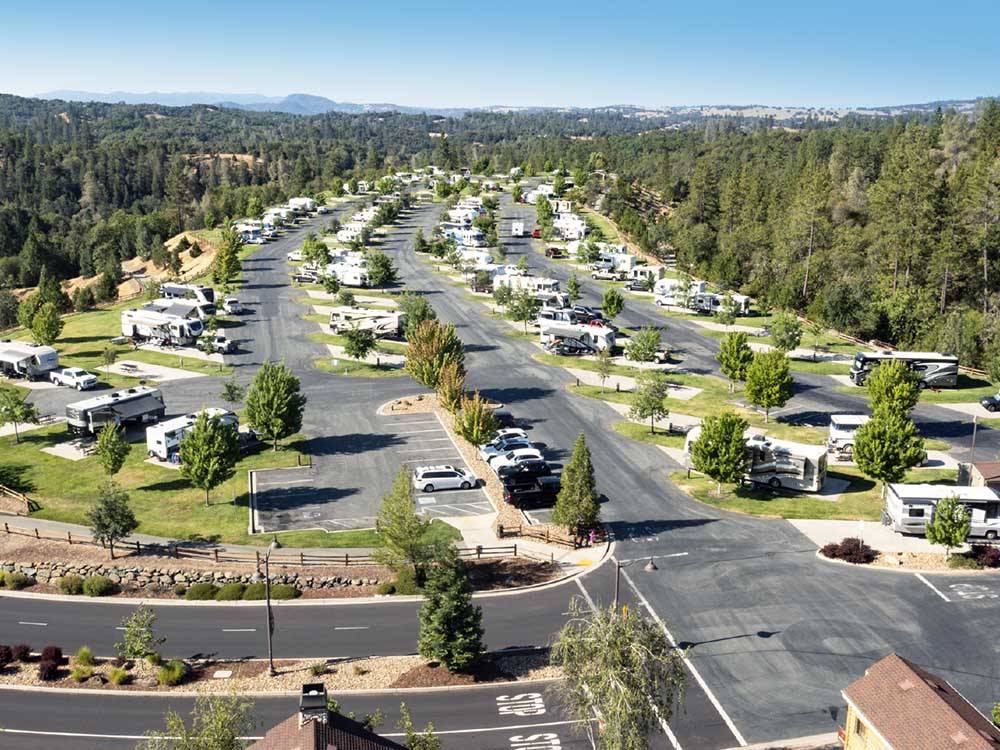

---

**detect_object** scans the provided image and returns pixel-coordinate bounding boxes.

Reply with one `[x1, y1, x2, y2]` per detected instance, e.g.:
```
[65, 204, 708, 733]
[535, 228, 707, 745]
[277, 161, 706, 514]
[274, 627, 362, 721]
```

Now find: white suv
[411, 465, 477, 493]
[489, 448, 544, 471]
[478, 434, 532, 462]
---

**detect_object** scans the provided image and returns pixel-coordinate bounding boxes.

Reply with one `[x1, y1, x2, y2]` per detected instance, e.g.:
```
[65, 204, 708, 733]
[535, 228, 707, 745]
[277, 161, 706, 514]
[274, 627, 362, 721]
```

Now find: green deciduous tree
[624, 327, 662, 363]
[455, 391, 499, 446]
[299, 233, 329, 267]
[602, 286, 625, 321]
[179, 412, 240, 505]
[86, 481, 138, 559]
[220, 377, 244, 408]
[398, 703, 441, 750]
[139, 694, 255, 750]
[566, 273, 582, 303]
[116, 604, 165, 660]
[399, 294, 437, 340]
[31, 301, 63, 345]
[769, 311, 803, 352]
[714, 294, 738, 328]
[436, 362, 466, 413]
[404, 320, 465, 388]
[343, 326, 378, 363]
[552, 433, 600, 536]
[322, 273, 341, 296]
[691, 412, 749, 495]
[866, 360, 921, 416]
[629, 370, 670, 433]
[926, 495, 971, 559]
[492, 283, 513, 309]
[417, 547, 484, 671]
[595, 348, 614, 391]
[102, 346, 118, 377]
[366, 250, 398, 288]
[853, 410, 925, 488]
[507, 288, 540, 333]
[374, 467, 440, 584]
[336, 289, 356, 307]
[552, 599, 686, 750]
[244, 360, 307, 451]
[211, 228, 242, 289]
[95, 423, 129, 476]
[744, 350, 793, 423]
[0, 387, 39, 444]
[716, 331, 754, 392]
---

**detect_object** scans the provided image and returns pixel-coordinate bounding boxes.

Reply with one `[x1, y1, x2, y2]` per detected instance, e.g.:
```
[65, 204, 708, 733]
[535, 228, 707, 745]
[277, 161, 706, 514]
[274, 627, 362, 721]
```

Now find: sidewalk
[788, 518, 969, 554]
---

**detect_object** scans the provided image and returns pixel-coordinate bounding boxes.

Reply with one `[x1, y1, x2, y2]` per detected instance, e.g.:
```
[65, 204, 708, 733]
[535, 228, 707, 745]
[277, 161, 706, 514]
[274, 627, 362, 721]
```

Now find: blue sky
[2, 0, 998, 108]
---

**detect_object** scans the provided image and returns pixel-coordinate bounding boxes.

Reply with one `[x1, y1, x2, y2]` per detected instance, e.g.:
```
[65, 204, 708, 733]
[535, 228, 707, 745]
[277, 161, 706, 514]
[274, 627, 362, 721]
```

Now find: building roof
[888, 484, 999, 503]
[972, 462, 1000, 483]
[842, 653, 1000, 750]
[247, 710, 407, 750]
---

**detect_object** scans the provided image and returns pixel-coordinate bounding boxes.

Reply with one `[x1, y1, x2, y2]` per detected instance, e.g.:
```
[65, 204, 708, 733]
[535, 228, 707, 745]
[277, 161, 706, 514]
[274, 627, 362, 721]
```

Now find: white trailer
[144, 298, 215, 321]
[539, 322, 616, 351]
[827, 414, 870, 458]
[121, 309, 203, 346]
[325, 263, 369, 288]
[493, 275, 560, 294]
[159, 283, 216, 311]
[0, 340, 59, 380]
[628, 265, 665, 282]
[66, 386, 165, 436]
[511, 221, 525, 237]
[329, 307, 404, 338]
[689, 292, 751, 316]
[685, 429, 828, 492]
[288, 197, 317, 213]
[885, 484, 1000, 538]
[145, 408, 238, 461]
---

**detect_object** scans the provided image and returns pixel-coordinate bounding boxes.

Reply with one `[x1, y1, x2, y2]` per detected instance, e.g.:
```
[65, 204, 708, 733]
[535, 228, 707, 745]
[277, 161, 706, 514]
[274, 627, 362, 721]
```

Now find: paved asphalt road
[8, 194, 1000, 748]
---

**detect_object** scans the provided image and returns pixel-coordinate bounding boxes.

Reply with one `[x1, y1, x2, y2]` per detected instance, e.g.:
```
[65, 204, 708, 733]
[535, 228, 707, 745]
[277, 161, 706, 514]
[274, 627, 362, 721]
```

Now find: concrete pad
[931, 401, 995, 420]
[144, 456, 182, 471]
[829, 374, 856, 388]
[41, 439, 93, 461]
[325, 344, 405, 367]
[304, 290, 398, 307]
[604, 400, 700, 430]
[109, 359, 204, 382]
[688, 319, 766, 335]
[0, 416, 64, 438]
[788, 518, 969, 554]
[815, 476, 852, 502]
[137, 343, 224, 364]
[0, 377, 59, 391]
[923, 450, 960, 469]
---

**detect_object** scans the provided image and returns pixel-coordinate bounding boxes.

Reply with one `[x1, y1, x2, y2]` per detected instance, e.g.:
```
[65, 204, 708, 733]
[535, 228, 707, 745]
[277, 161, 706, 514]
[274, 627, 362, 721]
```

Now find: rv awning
[103, 395, 161, 422]
[0, 350, 28, 365]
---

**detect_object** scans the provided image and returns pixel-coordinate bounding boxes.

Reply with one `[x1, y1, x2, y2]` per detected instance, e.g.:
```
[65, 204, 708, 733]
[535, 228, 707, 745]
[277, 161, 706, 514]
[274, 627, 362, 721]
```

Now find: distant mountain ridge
[37, 89, 999, 121]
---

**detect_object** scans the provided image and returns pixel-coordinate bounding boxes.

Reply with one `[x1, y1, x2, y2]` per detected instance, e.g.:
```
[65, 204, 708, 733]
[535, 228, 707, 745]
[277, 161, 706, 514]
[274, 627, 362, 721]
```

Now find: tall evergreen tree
[417, 547, 484, 672]
[552, 433, 600, 536]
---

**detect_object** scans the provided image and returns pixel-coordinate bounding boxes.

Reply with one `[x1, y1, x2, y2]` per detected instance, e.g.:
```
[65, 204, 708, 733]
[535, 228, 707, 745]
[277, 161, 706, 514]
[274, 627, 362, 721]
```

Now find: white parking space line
[399, 457, 461, 464]
[222, 628, 256, 633]
[915, 573, 951, 602]
[17, 621, 47, 627]
[403, 437, 452, 443]
[334, 626, 369, 631]
[393, 428, 444, 435]
[256, 478, 314, 487]
[398, 446, 458, 453]
[383, 419, 439, 426]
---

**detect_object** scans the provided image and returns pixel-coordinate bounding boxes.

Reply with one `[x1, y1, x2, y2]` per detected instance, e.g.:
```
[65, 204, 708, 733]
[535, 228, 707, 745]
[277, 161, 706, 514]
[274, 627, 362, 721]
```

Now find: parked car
[625, 279, 649, 291]
[573, 305, 603, 322]
[496, 458, 550, 480]
[49, 367, 98, 391]
[222, 298, 243, 315]
[545, 247, 566, 258]
[544, 339, 596, 357]
[531, 229, 541, 239]
[286, 250, 303, 262]
[591, 268, 626, 281]
[481, 428, 528, 445]
[411, 465, 477, 493]
[502, 474, 561, 506]
[981, 393, 1000, 412]
[489, 447, 544, 471]
[204, 334, 235, 354]
[292, 270, 320, 283]
[479, 436, 533, 462]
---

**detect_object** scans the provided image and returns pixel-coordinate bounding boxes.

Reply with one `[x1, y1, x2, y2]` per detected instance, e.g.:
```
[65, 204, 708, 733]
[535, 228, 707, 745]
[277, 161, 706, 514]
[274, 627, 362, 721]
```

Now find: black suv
[501, 474, 561, 507]
[545, 339, 595, 356]
[981, 393, 1000, 412]
[496, 458, 550, 480]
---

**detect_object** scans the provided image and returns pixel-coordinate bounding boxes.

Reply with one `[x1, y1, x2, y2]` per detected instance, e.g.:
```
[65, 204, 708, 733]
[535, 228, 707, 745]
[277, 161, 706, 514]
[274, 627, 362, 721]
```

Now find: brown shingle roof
[973, 462, 1000, 483]
[247, 711, 407, 750]
[842, 653, 1000, 750]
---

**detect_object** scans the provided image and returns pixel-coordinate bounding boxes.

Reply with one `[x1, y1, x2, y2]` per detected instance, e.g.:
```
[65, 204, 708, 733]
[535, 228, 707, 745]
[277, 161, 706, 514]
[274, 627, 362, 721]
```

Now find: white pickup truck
[591, 268, 626, 281]
[50, 367, 98, 390]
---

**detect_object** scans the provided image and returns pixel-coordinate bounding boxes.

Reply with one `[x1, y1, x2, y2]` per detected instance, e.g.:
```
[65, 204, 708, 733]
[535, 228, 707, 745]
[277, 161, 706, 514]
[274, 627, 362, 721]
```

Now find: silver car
[411, 465, 477, 493]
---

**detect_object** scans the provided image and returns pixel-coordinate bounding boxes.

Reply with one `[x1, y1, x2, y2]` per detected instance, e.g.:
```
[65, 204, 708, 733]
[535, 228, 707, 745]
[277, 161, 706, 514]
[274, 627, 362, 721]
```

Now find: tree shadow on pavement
[605, 517, 717, 541]
[302, 433, 406, 456]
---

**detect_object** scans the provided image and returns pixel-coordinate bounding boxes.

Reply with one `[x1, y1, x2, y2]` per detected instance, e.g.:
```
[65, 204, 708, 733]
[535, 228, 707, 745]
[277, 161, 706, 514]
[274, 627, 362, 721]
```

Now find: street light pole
[612, 556, 658, 610]
[256, 536, 280, 677]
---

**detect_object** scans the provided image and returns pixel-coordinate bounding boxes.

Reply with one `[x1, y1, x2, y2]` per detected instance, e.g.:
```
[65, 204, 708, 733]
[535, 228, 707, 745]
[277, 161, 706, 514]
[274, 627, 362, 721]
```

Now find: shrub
[270, 584, 302, 600]
[70, 664, 94, 683]
[157, 659, 187, 686]
[376, 581, 396, 596]
[147, 651, 162, 667]
[0, 645, 12, 667]
[215, 583, 246, 601]
[74, 646, 95, 667]
[242, 582, 267, 600]
[40, 646, 63, 664]
[172, 583, 188, 597]
[188, 242, 202, 259]
[108, 666, 131, 686]
[184, 583, 220, 600]
[83, 575, 115, 597]
[59, 575, 84, 595]
[972, 544, 1000, 568]
[392, 567, 422, 596]
[4, 571, 33, 590]
[37, 660, 59, 681]
[352, 664, 369, 676]
[12, 644, 31, 662]
[310, 662, 327, 677]
[948, 555, 980, 570]
[820, 537, 876, 565]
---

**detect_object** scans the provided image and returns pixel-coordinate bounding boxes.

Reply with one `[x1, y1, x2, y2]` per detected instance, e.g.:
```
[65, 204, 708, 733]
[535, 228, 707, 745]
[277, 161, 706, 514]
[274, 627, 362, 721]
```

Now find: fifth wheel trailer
[884, 483, 1000, 538]
[685, 428, 828, 492]
[0, 340, 59, 380]
[66, 386, 165, 436]
[145, 408, 238, 461]
[121, 309, 203, 347]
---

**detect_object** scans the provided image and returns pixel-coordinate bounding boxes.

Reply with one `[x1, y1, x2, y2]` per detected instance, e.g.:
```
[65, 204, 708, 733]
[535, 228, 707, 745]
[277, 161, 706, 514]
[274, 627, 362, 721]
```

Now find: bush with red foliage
[12, 644, 31, 662]
[820, 537, 876, 564]
[37, 660, 59, 681]
[972, 544, 1000, 568]
[40, 646, 63, 664]
[0, 645, 12, 668]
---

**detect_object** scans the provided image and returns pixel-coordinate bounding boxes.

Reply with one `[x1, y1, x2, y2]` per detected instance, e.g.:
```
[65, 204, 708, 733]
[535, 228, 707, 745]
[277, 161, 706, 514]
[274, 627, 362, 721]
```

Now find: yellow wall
[843, 705, 891, 750]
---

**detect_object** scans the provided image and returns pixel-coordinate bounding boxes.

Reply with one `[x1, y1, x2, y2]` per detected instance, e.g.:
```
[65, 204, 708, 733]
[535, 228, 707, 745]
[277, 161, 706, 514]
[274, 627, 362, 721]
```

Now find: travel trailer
[121, 309, 203, 346]
[145, 408, 238, 461]
[849, 351, 960, 388]
[287, 197, 317, 213]
[827, 414, 870, 458]
[689, 292, 752, 316]
[143, 297, 215, 321]
[539, 322, 616, 351]
[329, 307, 404, 338]
[66, 386, 165, 436]
[158, 283, 216, 313]
[685, 428, 828, 492]
[884, 484, 1000, 538]
[653, 278, 708, 306]
[324, 263, 370, 288]
[0, 340, 59, 380]
[493, 275, 560, 294]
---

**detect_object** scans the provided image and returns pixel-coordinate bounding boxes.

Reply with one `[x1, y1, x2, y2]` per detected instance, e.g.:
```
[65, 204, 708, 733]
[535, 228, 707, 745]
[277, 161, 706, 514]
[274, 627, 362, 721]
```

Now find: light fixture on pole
[613, 556, 658, 610]
[252, 536, 281, 677]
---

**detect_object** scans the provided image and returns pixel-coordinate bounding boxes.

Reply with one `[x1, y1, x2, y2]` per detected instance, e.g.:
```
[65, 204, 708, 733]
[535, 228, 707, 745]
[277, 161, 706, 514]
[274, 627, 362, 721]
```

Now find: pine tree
[717, 331, 754, 392]
[374, 467, 436, 581]
[417, 547, 484, 671]
[179, 412, 240, 505]
[744, 350, 793, 423]
[691, 412, 749, 495]
[853, 410, 925, 488]
[404, 320, 465, 388]
[244, 360, 307, 451]
[628, 370, 670, 433]
[552, 433, 600, 536]
[86, 481, 138, 559]
[95, 423, 129, 476]
[925, 495, 971, 560]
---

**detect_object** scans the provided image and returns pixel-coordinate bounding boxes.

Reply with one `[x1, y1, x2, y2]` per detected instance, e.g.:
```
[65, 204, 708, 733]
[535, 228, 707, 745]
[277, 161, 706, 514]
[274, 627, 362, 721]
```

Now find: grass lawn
[306, 331, 407, 355]
[580, 207, 622, 243]
[612, 421, 685, 449]
[313, 357, 407, 378]
[671, 465, 957, 521]
[836, 373, 996, 405]
[787, 359, 851, 376]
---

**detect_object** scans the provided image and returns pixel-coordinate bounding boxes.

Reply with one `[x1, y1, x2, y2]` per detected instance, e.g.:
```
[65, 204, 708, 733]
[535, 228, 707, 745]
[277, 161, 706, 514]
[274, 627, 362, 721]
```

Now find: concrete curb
[813, 549, 1000, 576]
[0, 550, 613, 607]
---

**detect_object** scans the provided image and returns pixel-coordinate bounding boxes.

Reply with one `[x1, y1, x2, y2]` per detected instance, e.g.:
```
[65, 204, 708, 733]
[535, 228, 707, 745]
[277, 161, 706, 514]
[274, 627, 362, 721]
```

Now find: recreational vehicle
[628, 266, 665, 283]
[66, 386, 165, 436]
[329, 308, 404, 338]
[159, 283, 216, 313]
[0, 340, 59, 380]
[287, 197, 317, 213]
[689, 292, 751, 316]
[827, 414, 870, 458]
[685, 428, 828, 492]
[537, 307, 578, 325]
[145, 408, 238, 461]
[539, 322, 616, 351]
[121, 309, 203, 346]
[493, 275, 560, 294]
[849, 351, 960, 388]
[144, 298, 214, 321]
[884, 483, 1000, 537]
[325, 263, 369, 288]
[653, 278, 707, 306]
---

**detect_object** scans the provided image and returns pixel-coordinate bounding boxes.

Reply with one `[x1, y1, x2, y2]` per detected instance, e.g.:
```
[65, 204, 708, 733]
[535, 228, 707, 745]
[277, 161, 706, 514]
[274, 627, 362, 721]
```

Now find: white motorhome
[539, 322, 616, 351]
[0, 340, 59, 380]
[849, 351, 960, 388]
[554, 213, 588, 240]
[145, 408, 238, 461]
[684, 428, 828, 492]
[159, 283, 216, 311]
[827, 414, 870, 458]
[689, 292, 751, 316]
[493, 275, 560, 294]
[325, 263, 369, 288]
[288, 197, 317, 213]
[653, 278, 708, 306]
[144, 298, 214, 321]
[628, 265, 665, 283]
[443, 227, 485, 247]
[329, 307, 404, 338]
[511, 221, 525, 237]
[121, 309, 204, 346]
[885, 484, 1000, 537]
[66, 386, 165, 436]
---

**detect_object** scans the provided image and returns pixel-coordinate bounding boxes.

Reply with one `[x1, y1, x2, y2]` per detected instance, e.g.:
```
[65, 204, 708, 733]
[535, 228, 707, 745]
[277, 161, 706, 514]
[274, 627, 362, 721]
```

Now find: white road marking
[17, 622, 47, 627]
[398, 446, 458, 453]
[255, 478, 313, 487]
[384, 419, 439, 426]
[617, 552, 689, 564]
[620, 566, 748, 747]
[417, 496, 437, 505]
[405, 437, 453, 443]
[382, 719, 588, 737]
[393, 428, 443, 434]
[222, 628, 256, 633]
[0, 729, 263, 741]
[334, 626, 369, 631]
[915, 573, 951, 602]
[574, 578, 597, 611]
